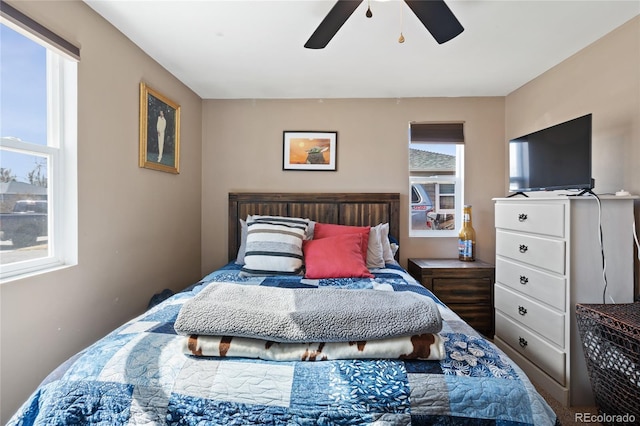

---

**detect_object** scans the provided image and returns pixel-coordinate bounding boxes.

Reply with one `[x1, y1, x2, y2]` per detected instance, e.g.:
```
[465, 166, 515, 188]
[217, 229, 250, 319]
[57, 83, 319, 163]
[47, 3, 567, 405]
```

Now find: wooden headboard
[228, 192, 400, 262]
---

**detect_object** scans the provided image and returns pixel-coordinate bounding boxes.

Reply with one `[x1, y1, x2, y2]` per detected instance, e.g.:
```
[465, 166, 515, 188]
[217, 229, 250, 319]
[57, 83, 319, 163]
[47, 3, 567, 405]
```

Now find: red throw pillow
[313, 223, 370, 261]
[303, 233, 374, 279]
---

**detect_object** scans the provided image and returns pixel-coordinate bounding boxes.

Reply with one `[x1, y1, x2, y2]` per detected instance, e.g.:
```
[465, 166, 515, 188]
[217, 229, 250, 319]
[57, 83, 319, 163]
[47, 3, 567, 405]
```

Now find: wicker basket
[576, 303, 640, 424]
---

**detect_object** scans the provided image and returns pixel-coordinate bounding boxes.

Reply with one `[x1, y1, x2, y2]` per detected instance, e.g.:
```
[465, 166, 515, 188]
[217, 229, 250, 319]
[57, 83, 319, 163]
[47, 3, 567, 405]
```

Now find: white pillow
[235, 215, 254, 264]
[366, 224, 386, 269]
[390, 242, 399, 257]
[379, 223, 396, 264]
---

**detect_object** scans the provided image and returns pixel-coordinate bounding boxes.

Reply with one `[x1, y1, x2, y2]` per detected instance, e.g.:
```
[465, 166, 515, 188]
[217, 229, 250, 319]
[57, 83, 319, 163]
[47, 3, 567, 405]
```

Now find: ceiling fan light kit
[304, 0, 463, 49]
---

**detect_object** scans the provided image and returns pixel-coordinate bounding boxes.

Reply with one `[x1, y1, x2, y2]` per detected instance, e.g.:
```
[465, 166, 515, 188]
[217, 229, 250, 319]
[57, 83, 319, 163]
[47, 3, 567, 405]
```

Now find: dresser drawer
[496, 230, 565, 274]
[495, 258, 566, 310]
[495, 284, 565, 346]
[495, 311, 566, 385]
[495, 202, 565, 237]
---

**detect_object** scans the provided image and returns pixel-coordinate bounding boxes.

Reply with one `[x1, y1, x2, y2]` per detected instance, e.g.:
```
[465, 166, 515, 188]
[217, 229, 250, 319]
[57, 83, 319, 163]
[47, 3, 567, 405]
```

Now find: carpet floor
[532, 382, 601, 425]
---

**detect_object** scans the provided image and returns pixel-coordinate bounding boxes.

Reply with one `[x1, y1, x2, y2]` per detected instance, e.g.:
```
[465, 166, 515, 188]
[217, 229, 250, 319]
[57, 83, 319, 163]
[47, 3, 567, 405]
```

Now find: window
[409, 123, 464, 237]
[0, 5, 78, 281]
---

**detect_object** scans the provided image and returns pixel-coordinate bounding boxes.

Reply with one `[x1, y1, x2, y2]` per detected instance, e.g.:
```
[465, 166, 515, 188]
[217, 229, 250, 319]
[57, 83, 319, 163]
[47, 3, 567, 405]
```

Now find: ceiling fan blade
[304, 0, 363, 49]
[404, 0, 464, 44]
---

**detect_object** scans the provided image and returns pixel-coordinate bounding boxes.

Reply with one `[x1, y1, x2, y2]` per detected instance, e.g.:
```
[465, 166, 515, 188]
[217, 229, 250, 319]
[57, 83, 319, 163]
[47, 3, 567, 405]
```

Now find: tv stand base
[507, 192, 529, 198]
[569, 189, 597, 197]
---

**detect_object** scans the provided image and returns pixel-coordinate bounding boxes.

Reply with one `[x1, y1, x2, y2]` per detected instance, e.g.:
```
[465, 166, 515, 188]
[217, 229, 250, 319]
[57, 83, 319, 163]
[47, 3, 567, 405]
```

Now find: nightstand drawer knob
[519, 337, 528, 348]
[519, 244, 528, 253]
[518, 213, 528, 222]
[518, 305, 528, 316]
[519, 275, 529, 285]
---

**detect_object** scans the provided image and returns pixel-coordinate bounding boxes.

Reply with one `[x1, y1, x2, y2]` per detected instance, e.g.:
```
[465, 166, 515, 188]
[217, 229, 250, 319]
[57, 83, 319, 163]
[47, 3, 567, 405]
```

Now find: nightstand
[407, 258, 495, 338]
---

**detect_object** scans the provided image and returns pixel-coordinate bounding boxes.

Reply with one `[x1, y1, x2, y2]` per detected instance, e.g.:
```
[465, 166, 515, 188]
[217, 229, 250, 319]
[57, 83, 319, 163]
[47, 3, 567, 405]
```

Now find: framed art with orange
[282, 131, 337, 171]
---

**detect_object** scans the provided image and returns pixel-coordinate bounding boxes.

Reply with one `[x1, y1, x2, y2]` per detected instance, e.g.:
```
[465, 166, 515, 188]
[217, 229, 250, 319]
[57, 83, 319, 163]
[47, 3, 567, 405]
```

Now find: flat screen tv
[509, 113, 593, 194]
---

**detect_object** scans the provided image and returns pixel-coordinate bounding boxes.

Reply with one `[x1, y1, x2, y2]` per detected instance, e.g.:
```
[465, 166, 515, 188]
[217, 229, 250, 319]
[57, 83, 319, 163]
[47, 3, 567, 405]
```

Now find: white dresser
[493, 195, 636, 407]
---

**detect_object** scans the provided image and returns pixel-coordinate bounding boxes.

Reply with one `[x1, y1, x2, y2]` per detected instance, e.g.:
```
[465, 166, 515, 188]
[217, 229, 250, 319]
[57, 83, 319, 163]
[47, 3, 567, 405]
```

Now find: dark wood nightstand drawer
[408, 258, 495, 338]
[453, 305, 493, 333]
[433, 278, 492, 304]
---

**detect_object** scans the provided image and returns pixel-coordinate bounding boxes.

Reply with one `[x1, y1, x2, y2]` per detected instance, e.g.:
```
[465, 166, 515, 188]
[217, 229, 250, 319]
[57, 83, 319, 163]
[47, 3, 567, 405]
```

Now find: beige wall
[506, 16, 640, 195]
[506, 16, 640, 294]
[201, 97, 506, 273]
[0, 1, 203, 422]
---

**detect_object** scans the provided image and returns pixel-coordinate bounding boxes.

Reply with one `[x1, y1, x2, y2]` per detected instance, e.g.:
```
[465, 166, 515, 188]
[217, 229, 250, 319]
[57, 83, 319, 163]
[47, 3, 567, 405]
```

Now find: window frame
[0, 18, 78, 282]
[408, 123, 465, 238]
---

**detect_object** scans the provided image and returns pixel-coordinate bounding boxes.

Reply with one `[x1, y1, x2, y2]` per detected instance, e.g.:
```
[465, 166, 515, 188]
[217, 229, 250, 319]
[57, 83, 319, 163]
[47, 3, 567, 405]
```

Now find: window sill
[0, 260, 76, 284]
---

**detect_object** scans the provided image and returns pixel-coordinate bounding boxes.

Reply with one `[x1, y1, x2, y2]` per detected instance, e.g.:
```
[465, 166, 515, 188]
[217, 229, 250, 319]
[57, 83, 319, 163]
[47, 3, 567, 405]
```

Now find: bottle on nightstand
[458, 204, 476, 261]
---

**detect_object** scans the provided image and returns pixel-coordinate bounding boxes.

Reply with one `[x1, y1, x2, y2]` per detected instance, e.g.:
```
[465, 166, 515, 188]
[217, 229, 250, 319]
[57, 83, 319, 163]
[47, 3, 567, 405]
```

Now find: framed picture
[283, 131, 337, 171]
[139, 82, 181, 173]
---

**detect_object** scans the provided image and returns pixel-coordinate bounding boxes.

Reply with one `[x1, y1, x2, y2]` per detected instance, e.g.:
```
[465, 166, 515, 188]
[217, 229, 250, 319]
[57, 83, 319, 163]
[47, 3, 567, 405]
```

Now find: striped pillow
[239, 216, 309, 276]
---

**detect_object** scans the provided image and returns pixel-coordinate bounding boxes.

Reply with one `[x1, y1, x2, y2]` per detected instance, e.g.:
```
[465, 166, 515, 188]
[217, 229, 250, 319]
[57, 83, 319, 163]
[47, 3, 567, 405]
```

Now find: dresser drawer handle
[519, 275, 529, 285]
[518, 337, 528, 348]
[518, 305, 528, 316]
[518, 213, 528, 222]
[519, 244, 528, 253]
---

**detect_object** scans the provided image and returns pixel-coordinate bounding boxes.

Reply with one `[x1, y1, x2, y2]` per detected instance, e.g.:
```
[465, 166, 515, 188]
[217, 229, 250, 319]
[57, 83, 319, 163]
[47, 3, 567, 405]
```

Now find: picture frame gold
[283, 131, 337, 171]
[139, 82, 180, 173]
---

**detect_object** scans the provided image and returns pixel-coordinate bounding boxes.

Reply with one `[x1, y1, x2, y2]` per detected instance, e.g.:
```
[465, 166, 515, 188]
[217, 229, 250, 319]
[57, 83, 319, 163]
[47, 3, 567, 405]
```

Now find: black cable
[588, 193, 608, 303]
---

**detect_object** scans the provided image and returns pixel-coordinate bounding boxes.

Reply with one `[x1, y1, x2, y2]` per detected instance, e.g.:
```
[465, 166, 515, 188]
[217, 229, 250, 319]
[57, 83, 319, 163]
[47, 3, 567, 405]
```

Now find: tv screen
[509, 114, 593, 193]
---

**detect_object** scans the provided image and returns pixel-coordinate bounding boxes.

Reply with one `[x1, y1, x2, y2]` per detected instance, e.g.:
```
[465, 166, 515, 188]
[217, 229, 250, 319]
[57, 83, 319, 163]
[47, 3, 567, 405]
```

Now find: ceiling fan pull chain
[398, 0, 405, 43]
[366, 0, 373, 18]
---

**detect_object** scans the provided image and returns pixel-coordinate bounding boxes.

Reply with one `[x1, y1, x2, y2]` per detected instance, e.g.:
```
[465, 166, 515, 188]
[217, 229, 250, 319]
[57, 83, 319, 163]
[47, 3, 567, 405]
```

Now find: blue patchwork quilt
[8, 263, 558, 425]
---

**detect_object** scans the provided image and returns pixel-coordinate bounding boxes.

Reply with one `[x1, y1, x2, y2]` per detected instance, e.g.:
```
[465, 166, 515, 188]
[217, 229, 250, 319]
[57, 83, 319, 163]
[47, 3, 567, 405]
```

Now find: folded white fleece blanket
[183, 333, 446, 361]
[174, 282, 443, 343]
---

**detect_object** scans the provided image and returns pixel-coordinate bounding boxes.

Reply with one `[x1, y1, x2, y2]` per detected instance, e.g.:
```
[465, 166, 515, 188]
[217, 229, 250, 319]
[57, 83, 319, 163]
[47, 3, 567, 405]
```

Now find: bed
[8, 192, 559, 425]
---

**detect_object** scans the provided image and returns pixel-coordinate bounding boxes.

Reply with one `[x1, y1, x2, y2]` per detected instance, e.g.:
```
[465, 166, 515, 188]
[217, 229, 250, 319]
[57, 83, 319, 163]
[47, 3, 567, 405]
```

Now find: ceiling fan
[304, 0, 464, 49]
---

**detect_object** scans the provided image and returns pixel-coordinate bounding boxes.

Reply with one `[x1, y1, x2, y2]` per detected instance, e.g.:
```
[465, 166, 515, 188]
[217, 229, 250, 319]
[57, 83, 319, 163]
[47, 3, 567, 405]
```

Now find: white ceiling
[84, 0, 640, 99]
